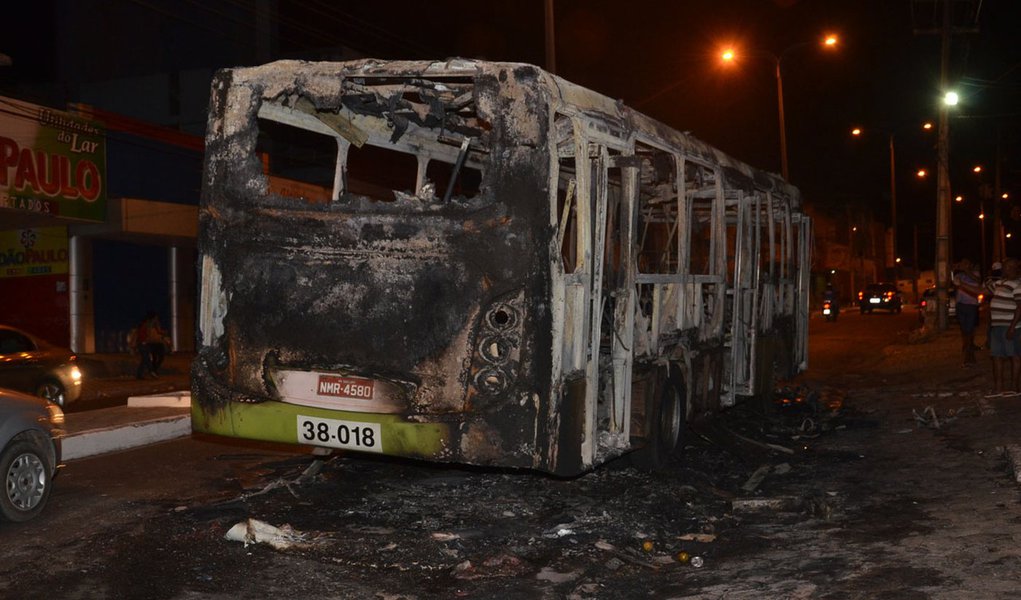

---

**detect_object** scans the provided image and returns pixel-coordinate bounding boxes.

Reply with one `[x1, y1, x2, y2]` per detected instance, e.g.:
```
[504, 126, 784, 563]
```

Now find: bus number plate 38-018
[297, 415, 383, 453]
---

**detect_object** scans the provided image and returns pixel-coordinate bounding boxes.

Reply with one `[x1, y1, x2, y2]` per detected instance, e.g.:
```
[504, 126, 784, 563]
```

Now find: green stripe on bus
[192, 400, 452, 458]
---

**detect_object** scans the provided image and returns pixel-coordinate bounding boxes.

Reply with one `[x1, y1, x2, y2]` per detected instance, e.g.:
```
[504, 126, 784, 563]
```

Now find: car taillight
[885, 291, 894, 299]
[858, 291, 863, 300]
[921, 300, 928, 308]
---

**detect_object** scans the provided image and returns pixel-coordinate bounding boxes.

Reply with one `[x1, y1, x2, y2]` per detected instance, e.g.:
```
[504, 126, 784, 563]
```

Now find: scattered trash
[593, 539, 660, 570]
[676, 551, 690, 563]
[536, 567, 582, 583]
[731, 496, 802, 513]
[431, 532, 461, 542]
[224, 518, 308, 550]
[453, 560, 474, 579]
[773, 463, 792, 475]
[641, 540, 655, 552]
[912, 406, 941, 429]
[544, 526, 576, 538]
[677, 533, 717, 543]
[690, 556, 705, 568]
[741, 464, 772, 492]
[234, 459, 327, 501]
[719, 424, 796, 455]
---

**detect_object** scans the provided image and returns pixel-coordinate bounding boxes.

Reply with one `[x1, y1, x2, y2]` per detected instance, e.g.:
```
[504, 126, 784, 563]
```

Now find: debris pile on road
[185, 380, 871, 595]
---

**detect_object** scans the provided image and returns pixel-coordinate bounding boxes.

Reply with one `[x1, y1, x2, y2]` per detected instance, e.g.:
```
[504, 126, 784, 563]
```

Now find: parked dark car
[0, 325, 82, 407]
[0, 387, 63, 522]
[858, 283, 903, 314]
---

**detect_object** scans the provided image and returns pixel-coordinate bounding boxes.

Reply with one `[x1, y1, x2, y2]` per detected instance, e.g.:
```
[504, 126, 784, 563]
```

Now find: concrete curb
[62, 415, 192, 461]
[128, 391, 192, 408]
[63, 394, 193, 461]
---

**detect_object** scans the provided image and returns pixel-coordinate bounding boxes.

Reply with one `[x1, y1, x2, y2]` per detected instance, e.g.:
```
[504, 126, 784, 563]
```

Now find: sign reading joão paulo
[0, 227, 69, 279]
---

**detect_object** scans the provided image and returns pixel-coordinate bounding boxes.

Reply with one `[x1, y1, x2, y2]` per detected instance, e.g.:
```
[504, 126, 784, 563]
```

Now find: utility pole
[993, 130, 1004, 261]
[911, 0, 981, 330]
[934, 0, 952, 330]
[544, 0, 556, 75]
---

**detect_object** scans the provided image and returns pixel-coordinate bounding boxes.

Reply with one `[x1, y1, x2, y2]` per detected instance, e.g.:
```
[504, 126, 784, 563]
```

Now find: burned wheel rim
[6, 452, 47, 512]
[659, 383, 683, 451]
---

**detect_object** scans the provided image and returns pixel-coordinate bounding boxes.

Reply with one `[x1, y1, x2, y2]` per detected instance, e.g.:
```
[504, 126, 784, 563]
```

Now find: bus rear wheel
[630, 368, 685, 470]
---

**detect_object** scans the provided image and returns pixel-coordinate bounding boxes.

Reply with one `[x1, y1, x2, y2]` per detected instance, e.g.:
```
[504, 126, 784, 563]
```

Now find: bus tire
[630, 367, 685, 470]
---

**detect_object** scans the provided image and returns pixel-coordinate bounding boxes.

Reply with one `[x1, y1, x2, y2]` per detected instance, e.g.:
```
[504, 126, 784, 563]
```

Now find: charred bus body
[193, 59, 810, 476]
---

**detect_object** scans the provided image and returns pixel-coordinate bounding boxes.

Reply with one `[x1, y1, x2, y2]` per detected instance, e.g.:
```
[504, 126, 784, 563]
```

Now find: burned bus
[192, 59, 810, 476]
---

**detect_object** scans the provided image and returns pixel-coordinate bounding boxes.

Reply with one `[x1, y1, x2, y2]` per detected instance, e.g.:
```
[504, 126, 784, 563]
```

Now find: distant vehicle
[858, 283, 903, 314]
[0, 325, 83, 407]
[822, 299, 839, 321]
[0, 387, 63, 522]
[918, 286, 958, 323]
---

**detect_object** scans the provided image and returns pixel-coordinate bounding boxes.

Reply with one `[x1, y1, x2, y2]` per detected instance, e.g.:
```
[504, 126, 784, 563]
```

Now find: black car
[858, 283, 903, 314]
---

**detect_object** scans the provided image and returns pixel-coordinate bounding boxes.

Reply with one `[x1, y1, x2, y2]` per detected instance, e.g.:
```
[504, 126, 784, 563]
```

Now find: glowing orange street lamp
[955, 195, 963, 202]
[923, 122, 934, 130]
[720, 33, 839, 180]
[973, 165, 983, 173]
[917, 169, 928, 178]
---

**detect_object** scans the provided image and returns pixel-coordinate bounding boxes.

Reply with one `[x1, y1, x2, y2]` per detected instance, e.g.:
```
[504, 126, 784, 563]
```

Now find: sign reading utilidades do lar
[0, 96, 107, 222]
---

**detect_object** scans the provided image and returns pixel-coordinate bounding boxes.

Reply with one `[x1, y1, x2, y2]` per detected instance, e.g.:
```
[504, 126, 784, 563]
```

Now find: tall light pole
[851, 127, 899, 280]
[721, 34, 838, 181]
[934, 0, 954, 330]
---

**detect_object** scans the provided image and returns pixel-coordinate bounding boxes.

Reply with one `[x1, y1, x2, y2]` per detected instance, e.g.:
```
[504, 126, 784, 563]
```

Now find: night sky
[3, 0, 1019, 267]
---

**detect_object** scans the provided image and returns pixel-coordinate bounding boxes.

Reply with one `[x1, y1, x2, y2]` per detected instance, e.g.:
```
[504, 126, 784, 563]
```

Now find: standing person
[981, 261, 1003, 349]
[135, 311, 168, 380]
[952, 258, 983, 366]
[986, 258, 1021, 397]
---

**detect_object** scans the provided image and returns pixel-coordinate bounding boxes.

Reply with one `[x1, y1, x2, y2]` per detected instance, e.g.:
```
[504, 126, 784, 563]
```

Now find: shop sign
[0, 96, 106, 222]
[0, 227, 69, 278]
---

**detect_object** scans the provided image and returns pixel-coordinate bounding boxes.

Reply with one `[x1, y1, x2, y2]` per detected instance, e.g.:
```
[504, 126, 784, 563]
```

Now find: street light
[720, 33, 839, 180]
[850, 126, 899, 281]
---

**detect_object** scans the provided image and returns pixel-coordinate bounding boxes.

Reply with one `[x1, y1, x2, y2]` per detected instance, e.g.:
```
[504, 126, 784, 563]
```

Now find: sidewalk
[63, 352, 195, 461]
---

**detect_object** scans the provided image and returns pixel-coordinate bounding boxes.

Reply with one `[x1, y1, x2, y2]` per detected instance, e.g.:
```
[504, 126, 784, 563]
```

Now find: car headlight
[70, 365, 82, 384]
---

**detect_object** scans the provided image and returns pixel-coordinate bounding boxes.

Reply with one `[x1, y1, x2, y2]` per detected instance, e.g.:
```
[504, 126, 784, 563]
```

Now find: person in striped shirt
[986, 258, 1021, 397]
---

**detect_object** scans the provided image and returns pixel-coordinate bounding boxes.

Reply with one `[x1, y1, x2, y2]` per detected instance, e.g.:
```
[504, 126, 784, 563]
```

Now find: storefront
[0, 95, 200, 353]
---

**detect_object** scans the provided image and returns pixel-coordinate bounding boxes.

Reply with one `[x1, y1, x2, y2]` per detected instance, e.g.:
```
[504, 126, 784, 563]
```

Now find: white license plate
[297, 415, 383, 453]
[869, 298, 881, 304]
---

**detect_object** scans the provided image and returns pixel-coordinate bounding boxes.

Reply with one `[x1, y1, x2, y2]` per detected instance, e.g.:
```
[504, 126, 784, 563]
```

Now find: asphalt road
[3, 309, 1019, 599]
